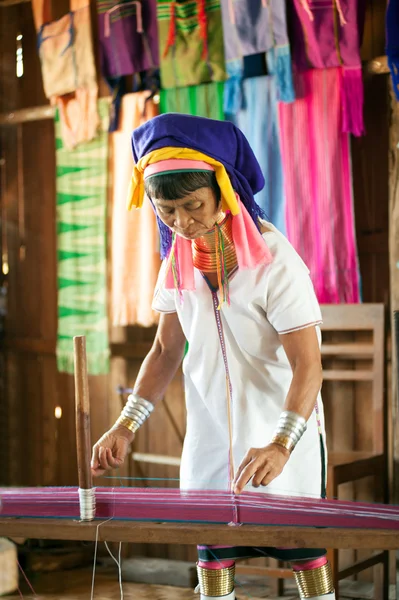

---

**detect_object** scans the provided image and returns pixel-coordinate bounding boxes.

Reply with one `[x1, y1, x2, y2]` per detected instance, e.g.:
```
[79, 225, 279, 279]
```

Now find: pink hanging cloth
[289, 0, 365, 137]
[278, 68, 361, 304]
[111, 93, 161, 326]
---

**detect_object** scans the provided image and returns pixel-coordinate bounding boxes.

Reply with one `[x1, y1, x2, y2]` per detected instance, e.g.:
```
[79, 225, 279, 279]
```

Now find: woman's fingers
[106, 447, 124, 469]
[98, 446, 110, 470]
[252, 465, 272, 488]
[91, 465, 106, 477]
[234, 456, 262, 494]
[261, 470, 278, 487]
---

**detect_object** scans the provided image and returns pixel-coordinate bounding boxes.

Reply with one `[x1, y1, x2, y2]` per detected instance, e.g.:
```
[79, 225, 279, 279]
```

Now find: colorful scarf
[160, 82, 225, 120]
[289, 0, 365, 136]
[128, 114, 272, 295]
[278, 68, 361, 304]
[129, 114, 266, 254]
[158, 0, 227, 89]
[55, 99, 110, 374]
[111, 93, 160, 327]
[386, 0, 399, 101]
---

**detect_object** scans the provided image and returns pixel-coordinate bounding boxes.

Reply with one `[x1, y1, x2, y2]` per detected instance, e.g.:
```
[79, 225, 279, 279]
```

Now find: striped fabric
[55, 98, 110, 374]
[278, 68, 361, 304]
[158, 0, 226, 89]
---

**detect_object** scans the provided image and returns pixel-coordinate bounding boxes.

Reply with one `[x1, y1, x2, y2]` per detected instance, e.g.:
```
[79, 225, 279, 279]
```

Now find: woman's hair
[144, 171, 221, 203]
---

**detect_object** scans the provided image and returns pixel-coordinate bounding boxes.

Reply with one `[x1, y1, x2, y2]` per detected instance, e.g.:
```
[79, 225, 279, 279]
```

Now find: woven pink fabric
[278, 68, 360, 304]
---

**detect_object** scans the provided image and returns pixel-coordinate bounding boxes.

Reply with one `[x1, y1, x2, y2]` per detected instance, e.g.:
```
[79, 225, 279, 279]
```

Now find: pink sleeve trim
[278, 320, 322, 335]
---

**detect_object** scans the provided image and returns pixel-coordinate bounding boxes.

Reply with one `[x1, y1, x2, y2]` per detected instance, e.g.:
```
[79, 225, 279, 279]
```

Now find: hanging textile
[111, 93, 160, 327]
[386, 0, 399, 101]
[289, 0, 365, 136]
[220, 0, 294, 103]
[237, 76, 286, 234]
[160, 81, 225, 119]
[97, 0, 158, 78]
[55, 99, 110, 374]
[97, 0, 159, 129]
[32, 0, 99, 149]
[278, 68, 361, 304]
[158, 0, 227, 89]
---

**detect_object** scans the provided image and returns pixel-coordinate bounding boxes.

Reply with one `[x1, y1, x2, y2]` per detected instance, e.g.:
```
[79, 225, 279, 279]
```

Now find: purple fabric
[97, 0, 159, 79]
[290, 0, 363, 70]
[131, 113, 267, 258]
[221, 0, 290, 60]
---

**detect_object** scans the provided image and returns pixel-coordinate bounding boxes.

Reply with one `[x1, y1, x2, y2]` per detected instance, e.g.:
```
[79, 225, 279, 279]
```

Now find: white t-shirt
[152, 224, 326, 498]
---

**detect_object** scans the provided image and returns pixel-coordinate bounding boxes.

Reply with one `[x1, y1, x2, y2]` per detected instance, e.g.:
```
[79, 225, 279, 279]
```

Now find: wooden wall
[0, 0, 393, 569]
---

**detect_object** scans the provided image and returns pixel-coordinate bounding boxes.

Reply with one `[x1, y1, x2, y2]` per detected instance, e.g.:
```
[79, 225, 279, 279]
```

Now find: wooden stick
[73, 336, 92, 491]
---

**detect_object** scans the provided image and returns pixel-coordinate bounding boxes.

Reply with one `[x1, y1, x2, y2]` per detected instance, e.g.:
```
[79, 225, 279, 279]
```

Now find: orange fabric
[111, 93, 161, 327]
[32, 0, 99, 149]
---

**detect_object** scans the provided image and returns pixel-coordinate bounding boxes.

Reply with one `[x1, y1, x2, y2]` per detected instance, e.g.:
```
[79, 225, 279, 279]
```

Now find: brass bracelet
[271, 434, 296, 453]
[114, 415, 140, 433]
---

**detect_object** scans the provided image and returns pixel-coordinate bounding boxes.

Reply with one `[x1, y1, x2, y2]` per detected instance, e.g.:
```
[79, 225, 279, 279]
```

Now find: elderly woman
[91, 114, 334, 600]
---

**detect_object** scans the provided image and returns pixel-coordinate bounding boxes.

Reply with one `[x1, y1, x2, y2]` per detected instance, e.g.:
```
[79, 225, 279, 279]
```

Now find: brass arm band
[293, 563, 334, 598]
[115, 415, 140, 433]
[196, 565, 235, 596]
[271, 434, 296, 453]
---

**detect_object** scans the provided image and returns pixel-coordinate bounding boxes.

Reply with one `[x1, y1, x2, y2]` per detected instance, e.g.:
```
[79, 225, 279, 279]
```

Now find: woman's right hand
[91, 426, 134, 477]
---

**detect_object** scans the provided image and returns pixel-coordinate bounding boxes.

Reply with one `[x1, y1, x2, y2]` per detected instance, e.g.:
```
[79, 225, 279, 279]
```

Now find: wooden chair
[237, 303, 390, 600]
[321, 303, 389, 600]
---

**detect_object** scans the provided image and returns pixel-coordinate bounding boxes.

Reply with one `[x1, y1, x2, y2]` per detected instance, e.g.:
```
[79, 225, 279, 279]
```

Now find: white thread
[104, 541, 124, 600]
[91, 488, 117, 600]
[79, 487, 96, 521]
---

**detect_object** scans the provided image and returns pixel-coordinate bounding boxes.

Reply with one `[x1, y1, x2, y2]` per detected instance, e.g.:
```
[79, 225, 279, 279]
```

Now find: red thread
[163, 1, 176, 58]
[197, 0, 208, 60]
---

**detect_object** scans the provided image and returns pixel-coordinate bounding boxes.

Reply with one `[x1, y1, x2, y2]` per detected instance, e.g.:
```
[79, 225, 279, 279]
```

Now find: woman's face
[152, 186, 222, 240]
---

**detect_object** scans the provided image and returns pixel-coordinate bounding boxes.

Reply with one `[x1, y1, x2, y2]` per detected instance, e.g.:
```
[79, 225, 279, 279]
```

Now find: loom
[0, 336, 398, 552]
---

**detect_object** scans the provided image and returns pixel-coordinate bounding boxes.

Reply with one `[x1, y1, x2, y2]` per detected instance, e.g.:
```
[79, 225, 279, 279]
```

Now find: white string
[91, 516, 113, 600]
[79, 487, 96, 521]
[91, 488, 122, 600]
[104, 541, 124, 600]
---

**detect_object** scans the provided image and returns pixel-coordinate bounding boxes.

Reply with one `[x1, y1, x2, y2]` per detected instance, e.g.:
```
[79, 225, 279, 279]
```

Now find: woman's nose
[174, 209, 192, 229]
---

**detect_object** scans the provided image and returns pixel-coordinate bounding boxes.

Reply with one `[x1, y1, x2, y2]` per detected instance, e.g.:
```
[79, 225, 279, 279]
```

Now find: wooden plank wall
[0, 0, 393, 570]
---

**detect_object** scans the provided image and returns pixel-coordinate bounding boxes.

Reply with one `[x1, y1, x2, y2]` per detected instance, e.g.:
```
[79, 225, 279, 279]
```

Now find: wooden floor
[3, 565, 398, 600]
[2, 566, 292, 600]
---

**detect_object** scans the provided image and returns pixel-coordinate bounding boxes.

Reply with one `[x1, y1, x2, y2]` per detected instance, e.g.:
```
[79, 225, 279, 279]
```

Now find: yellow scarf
[127, 147, 240, 216]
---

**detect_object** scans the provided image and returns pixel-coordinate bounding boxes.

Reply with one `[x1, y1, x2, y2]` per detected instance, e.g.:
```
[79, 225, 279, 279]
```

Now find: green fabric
[55, 99, 110, 375]
[158, 0, 227, 89]
[160, 81, 225, 119]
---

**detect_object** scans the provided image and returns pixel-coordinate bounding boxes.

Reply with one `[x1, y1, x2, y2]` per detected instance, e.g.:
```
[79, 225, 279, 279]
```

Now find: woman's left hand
[233, 443, 290, 495]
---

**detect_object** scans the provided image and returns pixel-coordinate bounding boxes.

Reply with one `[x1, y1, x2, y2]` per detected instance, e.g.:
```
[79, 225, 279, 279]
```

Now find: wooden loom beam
[74, 336, 92, 492]
[0, 518, 397, 550]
